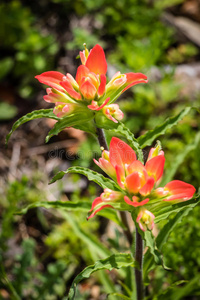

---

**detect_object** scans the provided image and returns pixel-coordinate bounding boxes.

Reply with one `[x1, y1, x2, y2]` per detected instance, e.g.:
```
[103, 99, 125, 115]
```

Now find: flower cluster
[35, 44, 147, 123]
[88, 137, 196, 231]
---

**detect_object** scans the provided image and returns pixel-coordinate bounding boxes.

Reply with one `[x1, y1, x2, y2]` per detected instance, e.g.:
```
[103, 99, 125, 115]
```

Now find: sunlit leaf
[68, 253, 136, 300]
[17, 200, 124, 227]
[45, 111, 94, 142]
[143, 194, 200, 278]
[138, 107, 192, 148]
[6, 109, 58, 144]
[160, 132, 200, 186]
[49, 166, 121, 191]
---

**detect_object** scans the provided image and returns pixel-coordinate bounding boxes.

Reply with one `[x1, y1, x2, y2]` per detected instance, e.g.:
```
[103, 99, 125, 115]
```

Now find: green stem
[135, 228, 144, 300]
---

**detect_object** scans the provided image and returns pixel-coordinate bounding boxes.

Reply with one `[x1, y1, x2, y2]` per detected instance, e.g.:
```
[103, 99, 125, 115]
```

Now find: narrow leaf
[154, 196, 200, 223]
[68, 254, 136, 300]
[138, 107, 191, 148]
[46, 110, 94, 142]
[160, 132, 200, 186]
[6, 109, 58, 144]
[143, 194, 200, 277]
[156, 202, 198, 250]
[159, 275, 200, 300]
[17, 201, 124, 227]
[49, 166, 121, 191]
[108, 122, 144, 163]
[16, 200, 91, 215]
[143, 230, 162, 266]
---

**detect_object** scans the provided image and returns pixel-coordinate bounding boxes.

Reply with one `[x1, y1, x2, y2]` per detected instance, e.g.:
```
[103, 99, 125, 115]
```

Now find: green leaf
[73, 121, 96, 135]
[158, 275, 200, 300]
[108, 122, 144, 163]
[160, 131, 200, 186]
[17, 200, 124, 227]
[99, 208, 126, 228]
[16, 200, 91, 215]
[156, 201, 198, 250]
[68, 253, 136, 300]
[154, 196, 200, 223]
[143, 230, 162, 266]
[143, 194, 200, 278]
[6, 109, 59, 145]
[49, 166, 121, 191]
[89, 252, 117, 299]
[46, 111, 94, 142]
[138, 107, 191, 148]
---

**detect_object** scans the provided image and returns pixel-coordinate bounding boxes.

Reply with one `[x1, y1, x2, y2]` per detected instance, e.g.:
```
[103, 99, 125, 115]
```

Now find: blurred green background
[0, 0, 200, 299]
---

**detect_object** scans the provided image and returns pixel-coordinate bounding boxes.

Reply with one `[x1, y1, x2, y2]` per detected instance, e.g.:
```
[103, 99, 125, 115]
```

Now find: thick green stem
[96, 127, 132, 245]
[135, 228, 144, 300]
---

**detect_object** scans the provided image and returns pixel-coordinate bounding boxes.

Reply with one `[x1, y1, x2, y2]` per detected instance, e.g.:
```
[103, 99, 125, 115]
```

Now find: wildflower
[35, 44, 147, 123]
[88, 137, 196, 231]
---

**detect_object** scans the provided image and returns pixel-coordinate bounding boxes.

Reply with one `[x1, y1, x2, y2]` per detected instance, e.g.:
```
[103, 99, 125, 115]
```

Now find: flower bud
[136, 209, 155, 231]
[103, 104, 124, 123]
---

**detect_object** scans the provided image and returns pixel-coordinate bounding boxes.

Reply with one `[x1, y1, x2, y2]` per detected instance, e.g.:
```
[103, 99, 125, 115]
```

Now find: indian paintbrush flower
[35, 44, 147, 123]
[88, 137, 196, 231]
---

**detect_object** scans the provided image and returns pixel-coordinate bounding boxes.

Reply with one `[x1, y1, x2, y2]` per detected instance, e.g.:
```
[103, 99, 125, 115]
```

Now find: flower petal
[109, 137, 136, 168]
[98, 74, 107, 96]
[35, 71, 65, 90]
[124, 196, 149, 207]
[88, 98, 110, 111]
[75, 65, 90, 85]
[122, 72, 148, 92]
[87, 197, 112, 219]
[127, 160, 145, 176]
[85, 44, 107, 75]
[93, 158, 116, 178]
[125, 172, 141, 194]
[60, 81, 82, 100]
[115, 165, 125, 189]
[80, 80, 97, 100]
[139, 177, 155, 196]
[145, 155, 165, 182]
[163, 180, 196, 201]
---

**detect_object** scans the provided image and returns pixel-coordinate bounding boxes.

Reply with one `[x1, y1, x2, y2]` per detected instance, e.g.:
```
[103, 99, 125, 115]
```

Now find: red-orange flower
[88, 137, 196, 231]
[35, 44, 147, 122]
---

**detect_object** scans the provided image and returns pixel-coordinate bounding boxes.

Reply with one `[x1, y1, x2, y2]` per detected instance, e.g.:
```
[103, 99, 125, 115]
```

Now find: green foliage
[68, 253, 135, 300]
[2, 0, 200, 298]
[50, 166, 121, 191]
[6, 109, 59, 144]
[143, 194, 200, 280]
[46, 111, 95, 142]
[0, 175, 47, 249]
[0, 0, 58, 97]
[138, 107, 192, 148]
[66, 28, 103, 51]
